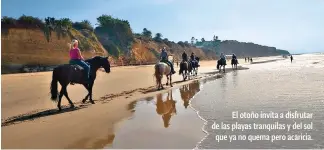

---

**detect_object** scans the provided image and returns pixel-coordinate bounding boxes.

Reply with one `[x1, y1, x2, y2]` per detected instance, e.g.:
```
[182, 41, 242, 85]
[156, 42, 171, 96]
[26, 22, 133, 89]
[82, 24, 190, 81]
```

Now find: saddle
[69, 64, 86, 85]
[160, 60, 172, 67]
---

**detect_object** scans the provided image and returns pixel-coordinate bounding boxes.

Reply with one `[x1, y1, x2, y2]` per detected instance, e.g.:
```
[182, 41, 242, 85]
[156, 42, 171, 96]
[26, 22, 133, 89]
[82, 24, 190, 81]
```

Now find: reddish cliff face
[1, 28, 107, 66]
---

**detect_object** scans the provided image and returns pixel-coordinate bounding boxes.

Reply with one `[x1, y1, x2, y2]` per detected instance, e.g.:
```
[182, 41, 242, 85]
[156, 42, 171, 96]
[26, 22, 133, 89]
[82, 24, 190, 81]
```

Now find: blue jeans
[69, 59, 90, 81]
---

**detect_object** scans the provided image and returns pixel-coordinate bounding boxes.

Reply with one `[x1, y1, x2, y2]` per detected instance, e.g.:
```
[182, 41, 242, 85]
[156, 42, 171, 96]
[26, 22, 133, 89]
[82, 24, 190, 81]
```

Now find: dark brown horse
[179, 61, 192, 81]
[50, 56, 111, 110]
[231, 58, 238, 69]
[217, 59, 226, 73]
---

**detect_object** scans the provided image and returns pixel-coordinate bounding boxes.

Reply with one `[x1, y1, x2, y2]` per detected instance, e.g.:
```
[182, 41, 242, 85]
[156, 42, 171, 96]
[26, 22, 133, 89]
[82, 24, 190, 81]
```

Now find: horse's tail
[154, 64, 161, 86]
[50, 68, 59, 102]
[217, 61, 220, 69]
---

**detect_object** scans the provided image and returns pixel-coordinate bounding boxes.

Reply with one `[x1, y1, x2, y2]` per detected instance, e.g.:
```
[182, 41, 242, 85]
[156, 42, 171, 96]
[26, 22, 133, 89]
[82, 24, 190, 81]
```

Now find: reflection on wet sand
[180, 81, 201, 109]
[156, 91, 177, 128]
[110, 81, 205, 149]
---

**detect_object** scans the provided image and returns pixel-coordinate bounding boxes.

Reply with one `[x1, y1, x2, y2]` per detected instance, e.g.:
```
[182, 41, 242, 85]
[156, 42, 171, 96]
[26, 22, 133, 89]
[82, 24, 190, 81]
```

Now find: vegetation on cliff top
[2, 14, 290, 65]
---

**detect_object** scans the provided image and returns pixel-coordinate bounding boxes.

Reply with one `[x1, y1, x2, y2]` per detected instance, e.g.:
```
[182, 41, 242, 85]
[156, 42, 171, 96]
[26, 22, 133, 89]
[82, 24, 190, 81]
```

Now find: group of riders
[68, 39, 237, 82]
[159, 47, 200, 75]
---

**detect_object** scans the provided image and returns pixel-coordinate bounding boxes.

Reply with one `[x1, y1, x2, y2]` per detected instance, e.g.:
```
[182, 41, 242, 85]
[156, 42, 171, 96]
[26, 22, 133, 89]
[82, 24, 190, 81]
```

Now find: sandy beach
[2, 58, 252, 148]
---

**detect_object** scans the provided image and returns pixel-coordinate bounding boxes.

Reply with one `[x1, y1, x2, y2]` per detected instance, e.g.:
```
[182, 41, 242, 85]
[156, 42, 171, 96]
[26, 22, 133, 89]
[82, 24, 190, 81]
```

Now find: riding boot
[171, 67, 176, 74]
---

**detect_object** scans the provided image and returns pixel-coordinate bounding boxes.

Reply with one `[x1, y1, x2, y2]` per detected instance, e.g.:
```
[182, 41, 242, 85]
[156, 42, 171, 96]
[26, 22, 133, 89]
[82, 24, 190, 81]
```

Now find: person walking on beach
[245, 57, 247, 62]
[248, 57, 250, 62]
[160, 47, 176, 74]
[250, 57, 253, 63]
[290, 55, 293, 63]
[69, 39, 90, 83]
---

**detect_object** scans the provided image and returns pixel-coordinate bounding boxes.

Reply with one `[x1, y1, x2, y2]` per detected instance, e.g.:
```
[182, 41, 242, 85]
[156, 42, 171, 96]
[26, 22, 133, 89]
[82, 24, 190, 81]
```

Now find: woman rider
[69, 39, 90, 83]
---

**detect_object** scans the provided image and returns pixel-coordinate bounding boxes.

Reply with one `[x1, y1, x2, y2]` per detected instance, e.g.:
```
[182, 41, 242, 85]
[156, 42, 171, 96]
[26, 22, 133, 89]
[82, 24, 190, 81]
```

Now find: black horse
[231, 58, 238, 69]
[179, 60, 192, 81]
[50, 56, 111, 110]
[217, 58, 226, 73]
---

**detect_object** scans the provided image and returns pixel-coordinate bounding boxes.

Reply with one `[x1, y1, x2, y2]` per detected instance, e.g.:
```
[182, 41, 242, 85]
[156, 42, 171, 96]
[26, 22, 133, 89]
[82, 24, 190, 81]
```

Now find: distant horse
[179, 60, 192, 81]
[154, 62, 173, 90]
[231, 58, 238, 69]
[217, 58, 226, 73]
[50, 56, 111, 110]
[191, 57, 200, 76]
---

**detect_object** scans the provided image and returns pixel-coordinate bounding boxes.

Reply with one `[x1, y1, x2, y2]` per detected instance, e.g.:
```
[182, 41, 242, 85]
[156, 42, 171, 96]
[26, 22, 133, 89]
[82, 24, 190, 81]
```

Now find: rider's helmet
[232, 53, 235, 56]
[191, 52, 194, 55]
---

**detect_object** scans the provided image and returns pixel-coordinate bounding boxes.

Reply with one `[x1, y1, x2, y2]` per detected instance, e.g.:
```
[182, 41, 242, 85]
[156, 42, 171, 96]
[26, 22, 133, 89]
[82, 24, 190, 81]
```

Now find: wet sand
[2, 58, 251, 149]
[109, 81, 205, 149]
[194, 54, 324, 149]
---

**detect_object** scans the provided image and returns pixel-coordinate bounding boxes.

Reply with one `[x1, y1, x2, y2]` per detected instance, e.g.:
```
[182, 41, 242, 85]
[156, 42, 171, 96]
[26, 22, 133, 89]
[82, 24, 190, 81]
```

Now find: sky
[2, 0, 324, 53]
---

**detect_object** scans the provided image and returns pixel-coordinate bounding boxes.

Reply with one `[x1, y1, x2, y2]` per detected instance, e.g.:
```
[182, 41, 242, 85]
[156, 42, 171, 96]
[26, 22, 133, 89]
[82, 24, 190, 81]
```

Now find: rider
[190, 52, 197, 67]
[232, 53, 237, 60]
[69, 39, 90, 83]
[190, 52, 195, 61]
[160, 47, 176, 74]
[182, 50, 188, 62]
[220, 52, 226, 65]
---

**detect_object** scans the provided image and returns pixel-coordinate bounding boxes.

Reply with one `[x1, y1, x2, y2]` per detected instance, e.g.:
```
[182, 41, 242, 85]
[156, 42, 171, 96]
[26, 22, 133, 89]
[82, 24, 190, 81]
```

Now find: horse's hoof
[90, 101, 95, 104]
[58, 107, 62, 111]
[166, 83, 169, 85]
[82, 99, 86, 103]
[171, 85, 173, 87]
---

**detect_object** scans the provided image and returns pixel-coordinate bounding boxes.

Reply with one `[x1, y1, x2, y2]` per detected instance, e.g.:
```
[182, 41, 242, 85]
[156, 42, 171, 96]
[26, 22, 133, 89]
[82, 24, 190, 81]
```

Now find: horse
[231, 58, 238, 69]
[217, 58, 226, 73]
[50, 56, 111, 110]
[154, 62, 173, 90]
[191, 57, 200, 76]
[179, 60, 192, 81]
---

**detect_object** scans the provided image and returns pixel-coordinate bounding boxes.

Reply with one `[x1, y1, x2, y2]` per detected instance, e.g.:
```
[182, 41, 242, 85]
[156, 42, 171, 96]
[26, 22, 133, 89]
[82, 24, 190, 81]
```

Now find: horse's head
[100, 56, 111, 73]
[88, 56, 111, 73]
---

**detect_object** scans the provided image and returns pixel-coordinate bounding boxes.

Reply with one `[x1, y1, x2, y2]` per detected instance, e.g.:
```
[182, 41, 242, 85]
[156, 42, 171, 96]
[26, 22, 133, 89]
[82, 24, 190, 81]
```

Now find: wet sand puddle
[107, 80, 206, 149]
[193, 54, 324, 149]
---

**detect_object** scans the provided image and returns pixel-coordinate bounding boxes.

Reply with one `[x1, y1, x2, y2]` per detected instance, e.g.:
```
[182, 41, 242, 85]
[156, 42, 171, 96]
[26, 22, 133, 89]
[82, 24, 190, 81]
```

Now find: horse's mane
[85, 56, 103, 63]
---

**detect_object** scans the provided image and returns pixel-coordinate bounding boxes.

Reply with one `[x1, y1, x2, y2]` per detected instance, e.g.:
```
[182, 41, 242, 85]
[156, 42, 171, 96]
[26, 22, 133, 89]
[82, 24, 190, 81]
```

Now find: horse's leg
[63, 86, 75, 108]
[57, 86, 65, 111]
[166, 75, 169, 86]
[89, 82, 95, 104]
[170, 75, 173, 87]
[182, 71, 185, 81]
[82, 84, 90, 103]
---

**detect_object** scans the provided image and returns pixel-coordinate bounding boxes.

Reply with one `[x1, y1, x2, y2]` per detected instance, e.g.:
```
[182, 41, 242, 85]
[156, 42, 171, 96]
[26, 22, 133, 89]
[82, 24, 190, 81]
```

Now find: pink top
[69, 48, 81, 60]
